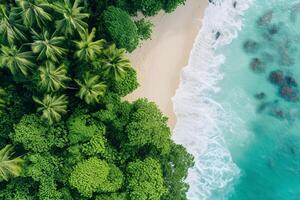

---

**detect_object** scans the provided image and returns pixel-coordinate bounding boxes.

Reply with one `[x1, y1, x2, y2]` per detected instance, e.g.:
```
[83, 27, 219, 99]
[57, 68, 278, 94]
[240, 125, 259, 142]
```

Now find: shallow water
[214, 0, 300, 199]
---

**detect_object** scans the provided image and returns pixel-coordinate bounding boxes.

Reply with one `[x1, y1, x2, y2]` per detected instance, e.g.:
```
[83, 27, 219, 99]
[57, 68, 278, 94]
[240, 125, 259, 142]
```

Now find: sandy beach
[125, 0, 208, 128]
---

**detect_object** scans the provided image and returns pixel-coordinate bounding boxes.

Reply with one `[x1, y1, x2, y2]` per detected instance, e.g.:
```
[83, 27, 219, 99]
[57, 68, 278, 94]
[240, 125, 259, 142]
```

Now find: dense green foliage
[0, 0, 192, 199]
[103, 7, 139, 52]
[136, 19, 154, 40]
[127, 157, 167, 200]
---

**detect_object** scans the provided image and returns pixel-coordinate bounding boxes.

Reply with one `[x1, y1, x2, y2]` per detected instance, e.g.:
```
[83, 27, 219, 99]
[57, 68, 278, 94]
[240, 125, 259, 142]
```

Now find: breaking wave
[172, 0, 252, 199]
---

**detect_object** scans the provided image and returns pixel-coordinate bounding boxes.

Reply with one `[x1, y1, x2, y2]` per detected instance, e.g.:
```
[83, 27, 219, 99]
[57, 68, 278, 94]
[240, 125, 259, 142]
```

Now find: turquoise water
[214, 0, 300, 199]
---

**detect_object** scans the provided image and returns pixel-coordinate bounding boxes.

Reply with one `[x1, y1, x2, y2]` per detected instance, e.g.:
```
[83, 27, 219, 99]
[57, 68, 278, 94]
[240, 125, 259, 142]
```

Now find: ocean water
[173, 0, 300, 199]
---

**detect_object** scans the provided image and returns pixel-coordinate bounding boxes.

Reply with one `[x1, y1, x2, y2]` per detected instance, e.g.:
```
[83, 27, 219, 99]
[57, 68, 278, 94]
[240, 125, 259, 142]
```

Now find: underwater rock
[257, 11, 273, 26]
[215, 32, 221, 40]
[233, 1, 237, 8]
[285, 76, 298, 87]
[255, 92, 266, 100]
[250, 58, 265, 73]
[269, 70, 285, 86]
[280, 85, 299, 102]
[273, 109, 285, 119]
[243, 40, 259, 54]
[268, 24, 279, 35]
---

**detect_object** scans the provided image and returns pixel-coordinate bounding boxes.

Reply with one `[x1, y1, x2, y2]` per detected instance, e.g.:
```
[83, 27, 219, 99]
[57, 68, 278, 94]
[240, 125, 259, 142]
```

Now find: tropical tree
[0, 144, 24, 181]
[31, 29, 67, 62]
[15, 0, 52, 28]
[0, 88, 6, 111]
[103, 6, 139, 52]
[0, 4, 27, 44]
[33, 94, 68, 124]
[74, 28, 105, 62]
[38, 61, 70, 92]
[99, 44, 132, 81]
[0, 45, 35, 76]
[75, 73, 106, 104]
[52, 0, 89, 36]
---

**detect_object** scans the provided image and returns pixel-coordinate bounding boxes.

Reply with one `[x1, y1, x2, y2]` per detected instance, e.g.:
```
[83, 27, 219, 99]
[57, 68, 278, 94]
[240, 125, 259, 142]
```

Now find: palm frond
[31, 29, 67, 62]
[0, 45, 35, 76]
[75, 73, 106, 104]
[52, 0, 89, 36]
[33, 94, 68, 124]
[0, 145, 24, 182]
[38, 61, 71, 92]
[0, 4, 27, 44]
[74, 28, 105, 61]
[16, 0, 52, 28]
[100, 44, 132, 81]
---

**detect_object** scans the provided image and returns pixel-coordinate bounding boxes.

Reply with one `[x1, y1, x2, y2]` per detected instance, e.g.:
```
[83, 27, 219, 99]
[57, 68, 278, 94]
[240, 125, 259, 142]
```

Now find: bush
[127, 158, 167, 200]
[11, 115, 50, 153]
[162, 0, 186, 13]
[110, 68, 139, 97]
[103, 6, 139, 52]
[69, 157, 109, 197]
[134, 0, 163, 16]
[135, 19, 154, 40]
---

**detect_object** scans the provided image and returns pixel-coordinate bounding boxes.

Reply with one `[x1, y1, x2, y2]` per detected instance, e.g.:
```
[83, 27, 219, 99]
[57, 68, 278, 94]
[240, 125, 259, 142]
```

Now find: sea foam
[172, 0, 252, 199]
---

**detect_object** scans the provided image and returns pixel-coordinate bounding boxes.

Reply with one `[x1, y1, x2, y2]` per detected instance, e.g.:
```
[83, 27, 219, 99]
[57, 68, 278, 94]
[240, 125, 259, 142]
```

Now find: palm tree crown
[0, 45, 35, 76]
[38, 61, 70, 92]
[31, 29, 67, 63]
[74, 28, 105, 62]
[16, 0, 52, 28]
[0, 88, 6, 111]
[75, 73, 106, 104]
[33, 94, 68, 124]
[0, 144, 24, 182]
[52, 0, 89, 36]
[0, 5, 27, 44]
[100, 44, 132, 81]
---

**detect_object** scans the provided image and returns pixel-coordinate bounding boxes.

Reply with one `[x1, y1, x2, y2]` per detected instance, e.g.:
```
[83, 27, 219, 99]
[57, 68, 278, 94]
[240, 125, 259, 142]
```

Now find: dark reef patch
[257, 10, 273, 26]
[250, 58, 266, 73]
[255, 92, 266, 100]
[243, 40, 260, 54]
[269, 70, 285, 86]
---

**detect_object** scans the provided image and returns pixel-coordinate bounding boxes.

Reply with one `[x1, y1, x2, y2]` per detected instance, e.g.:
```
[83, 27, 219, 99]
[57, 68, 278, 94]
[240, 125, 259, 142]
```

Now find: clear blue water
[215, 0, 300, 199]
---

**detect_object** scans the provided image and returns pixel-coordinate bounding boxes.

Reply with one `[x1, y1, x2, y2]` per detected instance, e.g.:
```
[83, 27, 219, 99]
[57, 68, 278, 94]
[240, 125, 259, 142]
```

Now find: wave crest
[172, 0, 252, 199]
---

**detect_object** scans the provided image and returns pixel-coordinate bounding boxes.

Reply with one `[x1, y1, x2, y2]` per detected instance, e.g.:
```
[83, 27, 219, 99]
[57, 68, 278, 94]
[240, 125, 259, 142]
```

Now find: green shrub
[163, 0, 186, 13]
[135, 19, 154, 40]
[134, 0, 163, 16]
[110, 68, 139, 97]
[69, 157, 110, 197]
[127, 158, 167, 200]
[103, 6, 139, 52]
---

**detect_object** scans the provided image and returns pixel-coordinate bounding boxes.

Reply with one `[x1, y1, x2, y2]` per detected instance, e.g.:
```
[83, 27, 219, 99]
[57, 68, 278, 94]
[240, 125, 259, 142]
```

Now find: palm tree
[75, 73, 106, 104]
[33, 94, 68, 124]
[99, 44, 132, 81]
[38, 61, 70, 92]
[0, 88, 6, 111]
[31, 29, 67, 63]
[0, 144, 24, 182]
[74, 28, 105, 62]
[16, 0, 52, 28]
[52, 0, 89, 36]
[0, 45, 35, 76]
[0, 4, 27, 44]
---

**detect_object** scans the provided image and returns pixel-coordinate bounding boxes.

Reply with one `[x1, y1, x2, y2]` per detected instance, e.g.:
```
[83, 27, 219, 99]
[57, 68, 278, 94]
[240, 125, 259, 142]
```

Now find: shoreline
[172, 0, 253, 199]
[125, 0, 208, 128]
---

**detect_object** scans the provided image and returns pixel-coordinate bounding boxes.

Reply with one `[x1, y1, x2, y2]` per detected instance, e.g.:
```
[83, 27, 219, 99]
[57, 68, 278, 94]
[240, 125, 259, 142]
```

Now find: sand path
[125, 0, 208, 128]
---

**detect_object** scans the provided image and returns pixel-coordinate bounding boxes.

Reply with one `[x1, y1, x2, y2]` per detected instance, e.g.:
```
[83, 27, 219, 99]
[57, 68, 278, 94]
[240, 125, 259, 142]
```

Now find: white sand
[125, 0, 208, 128]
